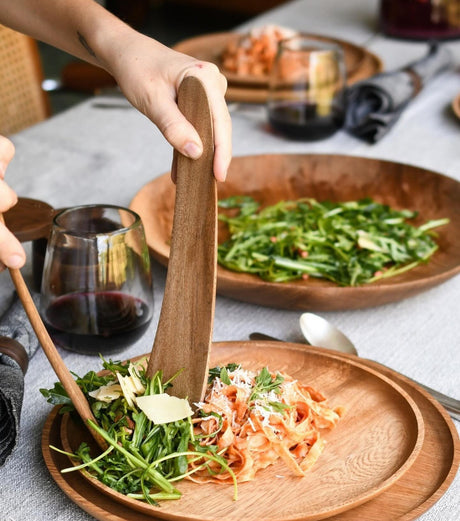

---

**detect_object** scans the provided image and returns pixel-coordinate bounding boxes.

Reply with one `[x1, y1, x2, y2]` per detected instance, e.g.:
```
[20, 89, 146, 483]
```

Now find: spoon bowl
[299, 312, 358, 355]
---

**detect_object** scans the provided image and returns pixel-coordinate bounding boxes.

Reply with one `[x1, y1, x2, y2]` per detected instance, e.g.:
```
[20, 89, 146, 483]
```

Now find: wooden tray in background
[41, 341, 459, 521]
[130, 154, 460, 311]
[173, 32, 383, 103]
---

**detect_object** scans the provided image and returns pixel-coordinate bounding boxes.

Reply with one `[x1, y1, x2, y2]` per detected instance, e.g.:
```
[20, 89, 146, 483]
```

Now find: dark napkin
[344, 42, 452, 143]
[0, 292, 40, 466]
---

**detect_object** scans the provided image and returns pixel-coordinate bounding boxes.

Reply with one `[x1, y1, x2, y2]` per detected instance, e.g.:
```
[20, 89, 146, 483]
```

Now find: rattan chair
[0, 24, 50, 136]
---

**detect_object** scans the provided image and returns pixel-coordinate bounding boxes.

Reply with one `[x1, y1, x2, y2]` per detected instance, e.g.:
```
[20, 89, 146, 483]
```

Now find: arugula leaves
[42, 359, 238, 503]
[217, 196, 449, 286]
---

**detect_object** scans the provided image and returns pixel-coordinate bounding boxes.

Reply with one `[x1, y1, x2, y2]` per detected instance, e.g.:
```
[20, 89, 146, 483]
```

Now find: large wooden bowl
[130, 154, 460, 310]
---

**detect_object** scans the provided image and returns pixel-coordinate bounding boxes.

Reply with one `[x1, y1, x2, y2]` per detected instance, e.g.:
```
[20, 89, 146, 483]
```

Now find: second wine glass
[267, 36, 347, 140]
[40, 204, 154, 355]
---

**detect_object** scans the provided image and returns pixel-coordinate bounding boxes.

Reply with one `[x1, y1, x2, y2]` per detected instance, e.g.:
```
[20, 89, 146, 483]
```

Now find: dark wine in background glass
[43, 292, 151, 354]
[40, 205, 154, 355]
[267, 36, 347, 141]
[268, 101, 345, 140]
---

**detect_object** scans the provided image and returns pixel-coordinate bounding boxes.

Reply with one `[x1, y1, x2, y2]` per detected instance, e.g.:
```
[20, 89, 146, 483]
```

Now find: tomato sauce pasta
[190, 366, 344, 483]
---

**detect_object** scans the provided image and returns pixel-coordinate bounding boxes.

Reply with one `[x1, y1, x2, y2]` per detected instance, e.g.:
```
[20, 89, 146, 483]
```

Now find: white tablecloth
[1, 1, 459, 520]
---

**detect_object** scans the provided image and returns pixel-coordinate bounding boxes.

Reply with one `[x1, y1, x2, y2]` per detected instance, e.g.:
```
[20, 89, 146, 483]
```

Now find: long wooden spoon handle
[0, 214, 107, 450]
[146, 76, 217, 404]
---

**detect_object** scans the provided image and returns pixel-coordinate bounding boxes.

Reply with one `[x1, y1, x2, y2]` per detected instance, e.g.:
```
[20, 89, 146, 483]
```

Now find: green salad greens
[217, 196, 449, 286]
[41, 358, 237, 504]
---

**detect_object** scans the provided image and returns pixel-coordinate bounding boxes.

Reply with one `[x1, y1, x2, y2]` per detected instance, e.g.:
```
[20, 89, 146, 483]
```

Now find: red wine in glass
[43, 291, 152, 354]
[40, 204, 154, 355]
[269, 101, 345, 140]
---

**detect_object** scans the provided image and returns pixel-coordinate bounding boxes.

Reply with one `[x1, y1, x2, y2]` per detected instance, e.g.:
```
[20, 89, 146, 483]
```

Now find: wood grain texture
[146, 76, 217, 404]
[3, 197, 54, 242]
[41, 341, 460, 521]
[130, 153, 460, 310]
[172, 32, 383, 103]
[54, 343, 423, 521]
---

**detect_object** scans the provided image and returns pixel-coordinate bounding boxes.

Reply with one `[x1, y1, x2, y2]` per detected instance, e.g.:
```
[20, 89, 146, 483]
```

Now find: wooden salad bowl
[130, 154, 460, 310]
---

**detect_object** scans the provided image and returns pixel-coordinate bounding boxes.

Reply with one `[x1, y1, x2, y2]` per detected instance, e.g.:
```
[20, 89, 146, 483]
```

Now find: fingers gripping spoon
[146, 77, 217, 404]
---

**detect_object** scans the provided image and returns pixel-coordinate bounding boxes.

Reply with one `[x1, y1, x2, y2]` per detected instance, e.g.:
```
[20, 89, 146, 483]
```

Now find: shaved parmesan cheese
[136, 394, 193, 424]
[117, 372, 136, 408]
[88, 383, 122, 402]
[127, 365, 146, 395]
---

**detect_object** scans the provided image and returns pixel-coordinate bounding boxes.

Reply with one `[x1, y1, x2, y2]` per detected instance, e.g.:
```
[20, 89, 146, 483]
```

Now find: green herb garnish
[249, 367, 284, 402]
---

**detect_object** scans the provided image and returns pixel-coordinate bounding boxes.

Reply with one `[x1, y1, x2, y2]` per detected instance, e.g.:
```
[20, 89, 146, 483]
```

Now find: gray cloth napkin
[344, 42, 452, 142]
[0, 292, 40, 466]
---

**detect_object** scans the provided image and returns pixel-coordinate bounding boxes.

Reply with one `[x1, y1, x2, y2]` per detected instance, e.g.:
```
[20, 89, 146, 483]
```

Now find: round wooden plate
[130, 154, 460, 311]
[173, 32, 382, 104]
[41, 342, 459, 521]
[4, 197, 54, 242]
[45, 342, 423, 521]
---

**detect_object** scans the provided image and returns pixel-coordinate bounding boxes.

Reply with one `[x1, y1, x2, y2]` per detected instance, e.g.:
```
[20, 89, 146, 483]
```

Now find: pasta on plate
[191, 365, 344, 483]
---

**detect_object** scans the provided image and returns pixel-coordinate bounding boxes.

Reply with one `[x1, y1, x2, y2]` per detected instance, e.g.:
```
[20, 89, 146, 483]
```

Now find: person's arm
[0, 0, 231, 181]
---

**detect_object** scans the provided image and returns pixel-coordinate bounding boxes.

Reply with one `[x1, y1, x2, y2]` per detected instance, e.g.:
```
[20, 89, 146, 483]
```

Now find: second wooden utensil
[146, 76, 217, 404]
[0, 214, 107, 450]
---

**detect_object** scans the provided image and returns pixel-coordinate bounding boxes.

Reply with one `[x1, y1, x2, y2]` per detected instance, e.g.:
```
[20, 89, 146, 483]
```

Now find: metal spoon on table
[250, 312, 460, 421]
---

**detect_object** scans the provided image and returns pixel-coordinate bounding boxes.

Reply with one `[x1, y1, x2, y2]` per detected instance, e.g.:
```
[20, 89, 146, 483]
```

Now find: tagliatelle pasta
[221, 25, 298, 77]
[190, 366, 344, 484]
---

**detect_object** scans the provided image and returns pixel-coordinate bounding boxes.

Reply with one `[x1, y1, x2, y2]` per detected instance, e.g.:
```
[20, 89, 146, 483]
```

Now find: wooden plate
[130, 154, 460, 311]
[44, 343, 423, 521]
[41, 341, 460, 521]
[4, 197, 54, 242]
[173, 32, 382, 87]
[173, 32, 382, 103]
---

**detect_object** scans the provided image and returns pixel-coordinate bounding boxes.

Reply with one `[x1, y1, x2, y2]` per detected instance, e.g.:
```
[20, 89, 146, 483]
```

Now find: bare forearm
[0, 0, 232, 183]
[0, 0, 151, 72]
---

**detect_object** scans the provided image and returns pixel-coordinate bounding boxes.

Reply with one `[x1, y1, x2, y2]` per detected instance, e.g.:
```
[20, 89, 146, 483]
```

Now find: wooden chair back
[0, 24, 50, 136]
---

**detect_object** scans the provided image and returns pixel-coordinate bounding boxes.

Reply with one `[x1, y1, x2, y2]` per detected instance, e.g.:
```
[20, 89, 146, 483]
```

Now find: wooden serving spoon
[0, 214, 107, 450]
[146, 76, 217, 404]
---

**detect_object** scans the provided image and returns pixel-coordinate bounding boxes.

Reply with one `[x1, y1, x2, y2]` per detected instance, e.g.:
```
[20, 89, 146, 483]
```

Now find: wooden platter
[173, 32, 383, 103]
[130, 154, 460, 311]
[43, 342, 423, 521]
[4, 197, 54, 242]
[41, 341, 459, 521]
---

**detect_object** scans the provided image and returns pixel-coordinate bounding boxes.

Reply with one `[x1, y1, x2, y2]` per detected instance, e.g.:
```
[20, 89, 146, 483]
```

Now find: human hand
[103, 33, 232, 182]
[0, 136, 26, 271]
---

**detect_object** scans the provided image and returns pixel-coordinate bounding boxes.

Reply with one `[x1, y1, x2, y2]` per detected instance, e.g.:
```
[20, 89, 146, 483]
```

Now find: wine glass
[267, 36, 347, 140]
[40, 204, 154, 355]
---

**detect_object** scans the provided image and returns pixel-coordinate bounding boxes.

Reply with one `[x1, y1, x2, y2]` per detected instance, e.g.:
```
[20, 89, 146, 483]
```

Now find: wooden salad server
[146, 76, 217, 404]
[0, 214, 107, 450]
